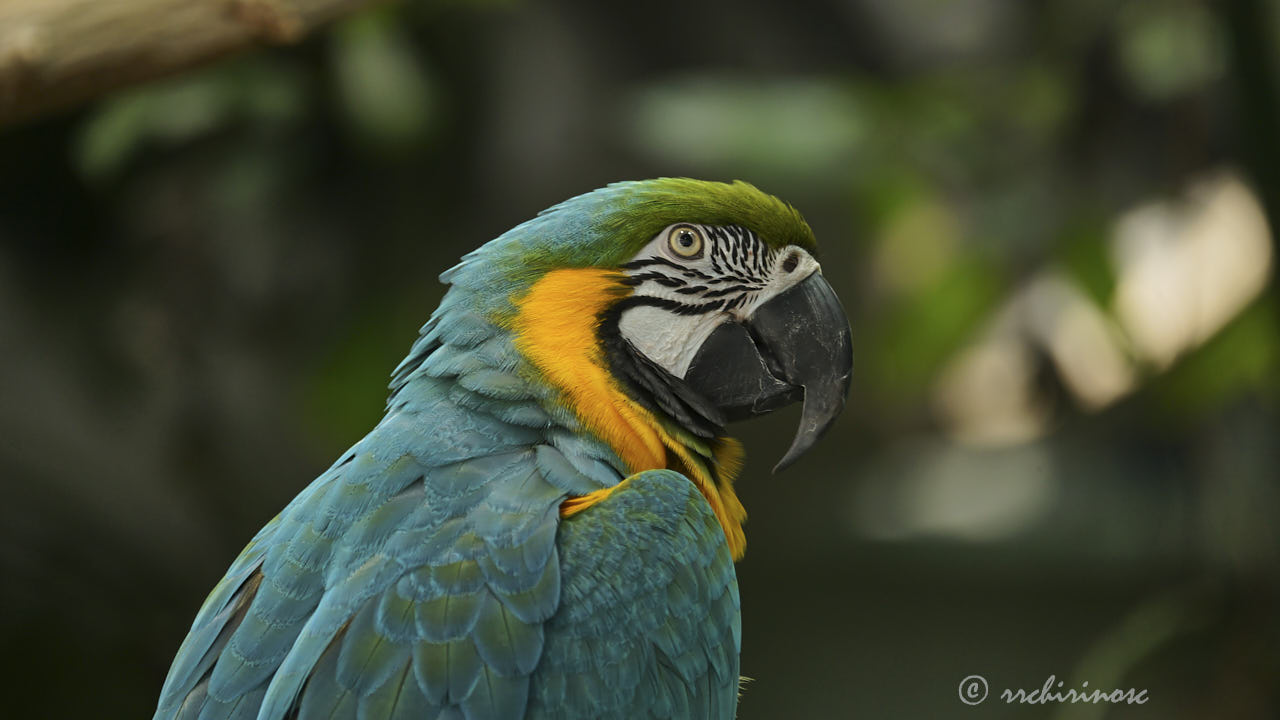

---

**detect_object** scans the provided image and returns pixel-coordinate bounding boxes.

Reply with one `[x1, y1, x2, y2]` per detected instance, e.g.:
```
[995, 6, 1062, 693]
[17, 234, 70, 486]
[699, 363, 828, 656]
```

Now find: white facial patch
[616, 305, 726, 379]
[616, 223, 821, 378]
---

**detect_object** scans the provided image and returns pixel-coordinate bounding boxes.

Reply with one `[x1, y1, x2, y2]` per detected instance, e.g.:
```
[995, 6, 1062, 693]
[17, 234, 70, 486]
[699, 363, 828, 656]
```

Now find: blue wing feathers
[423, 306, 493, 350]
[157, 540, 270, 718]
[471, 593, 544, 676]
[487, 402, 554, 430]
[358, 660, 436, 720]
[458, 368, 536, 401]
[544, 431, 623, 491]
[333, 599, 409, 698]
[374, 585, 418, 646]
[527, 470, 741, 720]
[415, 584, 485, 643]
[490, 550, 560, 626]
[462, 667, 529, 720]
[421, 343, 489, 378]
[159, 299, 740, 720]
[532, 446, 601, 496]
[444, 635, 483, 701]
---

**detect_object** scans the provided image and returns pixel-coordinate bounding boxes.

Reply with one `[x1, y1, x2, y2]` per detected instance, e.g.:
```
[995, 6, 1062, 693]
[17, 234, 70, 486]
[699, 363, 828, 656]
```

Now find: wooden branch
[0, 0, 385, 126]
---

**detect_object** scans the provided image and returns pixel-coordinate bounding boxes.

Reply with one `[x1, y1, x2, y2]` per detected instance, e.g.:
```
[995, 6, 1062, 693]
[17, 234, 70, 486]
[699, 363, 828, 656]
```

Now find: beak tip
[771, 452, 801, 474]
[771, 383, 850, 473]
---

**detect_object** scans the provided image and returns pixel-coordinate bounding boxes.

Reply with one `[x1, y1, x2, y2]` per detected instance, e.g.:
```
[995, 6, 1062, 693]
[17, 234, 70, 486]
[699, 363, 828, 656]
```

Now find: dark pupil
[679, 232, 694, 247]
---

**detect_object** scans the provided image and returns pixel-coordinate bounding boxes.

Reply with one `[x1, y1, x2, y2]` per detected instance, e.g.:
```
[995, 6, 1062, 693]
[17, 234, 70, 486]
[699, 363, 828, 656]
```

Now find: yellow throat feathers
[511, 267, 747, 559]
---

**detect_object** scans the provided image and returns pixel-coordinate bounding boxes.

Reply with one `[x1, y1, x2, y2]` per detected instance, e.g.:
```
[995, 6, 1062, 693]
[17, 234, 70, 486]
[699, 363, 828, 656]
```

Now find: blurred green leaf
[1007, 63, 1073, 141]
[331, 12, 437, 152]
[75, 59, 306, 180]
[1116, 0, 1225, 101]
[76, 76, 230, 179]
[870, 185, 964, 294]
[1155, 294, 1279, 415]
[75, 96, 151, 180]
[626, 75, 868, 185]
[1056, 219, 1116, 307]
[867, 255, 1004, 405]
[855, 169, 933, 230]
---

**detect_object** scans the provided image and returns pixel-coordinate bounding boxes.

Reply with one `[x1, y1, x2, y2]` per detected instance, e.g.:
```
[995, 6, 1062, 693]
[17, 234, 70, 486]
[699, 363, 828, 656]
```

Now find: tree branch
[0, 0, 385, 126]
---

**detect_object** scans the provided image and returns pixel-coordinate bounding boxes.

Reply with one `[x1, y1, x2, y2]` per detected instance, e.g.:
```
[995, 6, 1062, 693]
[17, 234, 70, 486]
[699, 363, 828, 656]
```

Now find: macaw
[154, 178, 852, 720]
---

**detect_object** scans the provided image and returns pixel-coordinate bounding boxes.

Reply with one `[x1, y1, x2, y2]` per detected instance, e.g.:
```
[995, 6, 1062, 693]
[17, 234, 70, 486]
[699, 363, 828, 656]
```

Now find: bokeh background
[2, 0, 1277, 717]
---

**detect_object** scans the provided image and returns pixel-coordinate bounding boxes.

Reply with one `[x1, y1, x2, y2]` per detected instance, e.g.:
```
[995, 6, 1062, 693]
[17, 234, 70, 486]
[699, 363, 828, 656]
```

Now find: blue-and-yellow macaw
[155, 178, 852, 720]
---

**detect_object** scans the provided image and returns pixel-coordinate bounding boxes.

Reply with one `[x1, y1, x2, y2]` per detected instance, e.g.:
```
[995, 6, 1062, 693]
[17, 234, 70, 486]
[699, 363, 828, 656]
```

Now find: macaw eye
[667, 224, 704, 259]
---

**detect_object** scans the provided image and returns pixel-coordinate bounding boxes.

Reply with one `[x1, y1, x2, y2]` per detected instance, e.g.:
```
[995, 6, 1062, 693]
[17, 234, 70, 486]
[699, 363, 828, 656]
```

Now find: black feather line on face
[605, 222, 793, 442]
[597, 302, 726, 439]
[620, 257, 715, 281]
[700, 274, 749, 286]
[610, 295, 726, 316]
[620, 271, 687, 289]
[713, 228, 763, 284]
[621, 223, 777, 314]
[700, 283, 757, 299]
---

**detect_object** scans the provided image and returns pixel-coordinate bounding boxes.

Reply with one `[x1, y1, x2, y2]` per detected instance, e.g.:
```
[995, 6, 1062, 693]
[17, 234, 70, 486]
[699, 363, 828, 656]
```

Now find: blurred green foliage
[76, 59, 308, 180]
[1116, 0, 1224, 100]
[332, 11, 439, 152]
[1156, 295, 1279, 415]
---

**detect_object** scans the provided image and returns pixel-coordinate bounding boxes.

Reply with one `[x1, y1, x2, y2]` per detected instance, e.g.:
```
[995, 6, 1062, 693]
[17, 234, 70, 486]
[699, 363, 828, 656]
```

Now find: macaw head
[440, 178, 852, 476]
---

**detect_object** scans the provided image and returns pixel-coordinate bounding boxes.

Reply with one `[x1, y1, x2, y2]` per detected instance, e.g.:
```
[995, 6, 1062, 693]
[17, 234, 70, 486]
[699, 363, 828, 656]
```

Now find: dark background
[1, 0, 1277, 717]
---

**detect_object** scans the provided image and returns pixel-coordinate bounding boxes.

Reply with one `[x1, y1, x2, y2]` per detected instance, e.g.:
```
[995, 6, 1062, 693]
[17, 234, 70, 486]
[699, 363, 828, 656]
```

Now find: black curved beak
[684, 271, 852, 472]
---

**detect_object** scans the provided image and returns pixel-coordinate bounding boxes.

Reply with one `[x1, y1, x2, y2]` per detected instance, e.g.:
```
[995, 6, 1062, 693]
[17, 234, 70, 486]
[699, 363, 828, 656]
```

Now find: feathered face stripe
[618, 224, 777, 314]
[610, 219, 819, 388]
